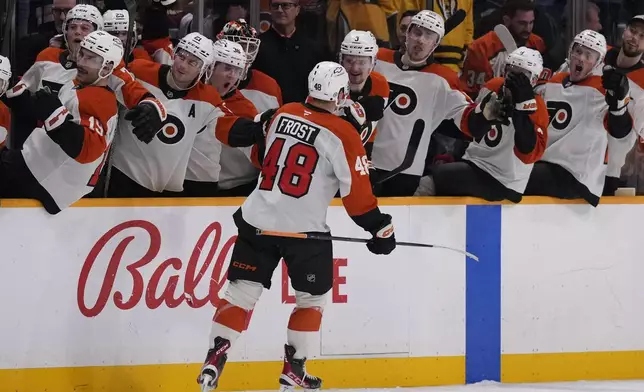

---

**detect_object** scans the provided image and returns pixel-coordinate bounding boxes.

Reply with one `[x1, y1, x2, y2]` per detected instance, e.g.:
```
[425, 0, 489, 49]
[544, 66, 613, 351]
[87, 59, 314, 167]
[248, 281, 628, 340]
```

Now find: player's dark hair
[401, 10, 419, 19]
[502, 0, 535, 18]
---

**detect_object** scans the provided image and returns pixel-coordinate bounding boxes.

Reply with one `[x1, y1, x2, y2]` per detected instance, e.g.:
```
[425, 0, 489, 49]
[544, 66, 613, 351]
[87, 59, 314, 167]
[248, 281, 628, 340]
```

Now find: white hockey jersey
[19, 47, 153, 109]
[239, 69, 282, 113]
[373, 48, 477, 176]
[463, 77, 549, 193]
[21, 80, 118, 210]
[539, 72, 618, 198]
[209, 90, 259, 190]
[113, 60, 226, 192]
[605, 55, 644, 179]
[239, 102, 378, 233]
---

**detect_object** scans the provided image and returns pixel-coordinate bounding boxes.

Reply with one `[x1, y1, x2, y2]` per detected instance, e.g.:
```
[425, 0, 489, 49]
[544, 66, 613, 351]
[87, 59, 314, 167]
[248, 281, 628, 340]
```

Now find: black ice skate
[278, 344, 322, 392]
[197, 337, 231, 392]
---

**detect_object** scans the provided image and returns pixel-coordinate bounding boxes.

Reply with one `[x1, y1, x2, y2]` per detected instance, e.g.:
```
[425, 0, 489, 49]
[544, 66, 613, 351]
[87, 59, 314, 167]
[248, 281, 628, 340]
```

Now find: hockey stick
[444, 9, 466, 36]
[374, 119, 424, 184]
[256, 229, 479, 261]
[103, 0, 138, 197]
[494, 24, 517, 54]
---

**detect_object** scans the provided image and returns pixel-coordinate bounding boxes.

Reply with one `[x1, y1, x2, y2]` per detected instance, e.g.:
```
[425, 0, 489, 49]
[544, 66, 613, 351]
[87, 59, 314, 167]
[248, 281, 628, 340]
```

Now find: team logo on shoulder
[388, 82, 418, 116]
[156, 114, 186, 144]
[546, 101, 573, 131]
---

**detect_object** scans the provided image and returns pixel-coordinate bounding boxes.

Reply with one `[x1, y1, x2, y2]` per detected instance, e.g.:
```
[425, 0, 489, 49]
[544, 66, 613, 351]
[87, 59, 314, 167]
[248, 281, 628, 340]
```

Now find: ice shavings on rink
[252, 380, 644, 392]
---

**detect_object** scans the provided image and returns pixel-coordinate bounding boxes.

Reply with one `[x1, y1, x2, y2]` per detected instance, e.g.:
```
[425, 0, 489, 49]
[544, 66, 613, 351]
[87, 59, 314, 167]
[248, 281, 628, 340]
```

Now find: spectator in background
[395, 10, 418, 53]
[586, 1, 603, 32]
[15, 0, 76, 76]
[461, 0, 546, 99]
[326, 0, 398, 53]
[253, 0, 328, 103]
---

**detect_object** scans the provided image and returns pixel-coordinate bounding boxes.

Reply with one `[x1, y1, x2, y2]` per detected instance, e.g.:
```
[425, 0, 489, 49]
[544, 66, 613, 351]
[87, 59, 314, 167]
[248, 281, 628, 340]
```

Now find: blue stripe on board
[465, 205, 502, 384]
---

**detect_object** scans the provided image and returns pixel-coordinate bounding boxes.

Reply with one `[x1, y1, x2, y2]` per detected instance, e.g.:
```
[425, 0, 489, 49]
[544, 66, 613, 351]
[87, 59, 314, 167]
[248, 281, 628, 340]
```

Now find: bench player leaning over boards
[4, 4, 166, 148]
[524, 30, 634, 206]
[431, 47, 549, 203]
[0, 32, 121, 214]
[372, 10, 511, 197]
[0, 55, 10, 149]
[197, 61, 394, 392]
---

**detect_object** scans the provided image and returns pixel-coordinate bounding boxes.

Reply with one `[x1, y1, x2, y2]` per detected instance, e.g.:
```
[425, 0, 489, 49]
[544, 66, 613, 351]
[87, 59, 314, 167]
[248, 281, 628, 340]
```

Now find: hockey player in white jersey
[373, 10, 509, 196]
[339, 30, 389, 158]
[525, 30, 633, 206]
[0, 55, 11, 149]
[103, 9, 153, 64]
[218, 19, 283, 113]
[183, 38, 255, 196]
[4, 4, 166, 146]
[197, 61, 396, 392]
[108, 33, 228, 197]
[600, 16, 644, 195]
[432, 47, 549, 202]
[0, 31, 122, 214]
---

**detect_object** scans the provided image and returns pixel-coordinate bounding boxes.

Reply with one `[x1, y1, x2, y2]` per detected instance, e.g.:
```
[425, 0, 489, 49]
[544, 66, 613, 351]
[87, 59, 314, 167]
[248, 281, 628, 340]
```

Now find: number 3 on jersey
[259, 137, 320, 198]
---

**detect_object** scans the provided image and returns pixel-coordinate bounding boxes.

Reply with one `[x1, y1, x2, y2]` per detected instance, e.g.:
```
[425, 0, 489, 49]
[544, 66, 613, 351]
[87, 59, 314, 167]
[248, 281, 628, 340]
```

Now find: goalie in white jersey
[0, 31, 121, 214]
[197, 62, 396, 392]
[525, 30, 634, 206]
[372, 10, 509, 196]
[432, 47, 549, 202]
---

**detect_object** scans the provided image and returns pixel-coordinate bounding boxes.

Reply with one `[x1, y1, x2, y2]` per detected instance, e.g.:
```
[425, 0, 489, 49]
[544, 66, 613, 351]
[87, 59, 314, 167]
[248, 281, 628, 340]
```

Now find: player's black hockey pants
[524, 161, 600, 206]
[433, 161, 523, 203]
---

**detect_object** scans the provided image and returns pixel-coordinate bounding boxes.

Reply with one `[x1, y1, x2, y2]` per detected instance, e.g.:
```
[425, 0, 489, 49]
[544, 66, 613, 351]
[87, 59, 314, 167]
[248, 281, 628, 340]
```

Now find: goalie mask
[217, 19, 260, 68]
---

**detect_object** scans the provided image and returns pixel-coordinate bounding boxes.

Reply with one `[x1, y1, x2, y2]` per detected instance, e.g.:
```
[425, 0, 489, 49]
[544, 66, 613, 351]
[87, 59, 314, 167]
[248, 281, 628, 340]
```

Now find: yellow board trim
[501, 351, 644, 382]
[3, 196, 644, 209]
[0, 356, 464, 392]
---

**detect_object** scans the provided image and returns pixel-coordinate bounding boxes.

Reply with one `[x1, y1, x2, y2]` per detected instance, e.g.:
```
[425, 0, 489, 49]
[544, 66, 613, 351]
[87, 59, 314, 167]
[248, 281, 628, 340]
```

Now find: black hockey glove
[1, 81, 32, 112]
[125, 99, 165, 143]
[505, 72, 536, 113]
[34, 87, 72, 132]
[357, 95, 385, 122]
[477, 91, 511, 126]
[602, 66, 630, 113]
[366, 213, 396, 255]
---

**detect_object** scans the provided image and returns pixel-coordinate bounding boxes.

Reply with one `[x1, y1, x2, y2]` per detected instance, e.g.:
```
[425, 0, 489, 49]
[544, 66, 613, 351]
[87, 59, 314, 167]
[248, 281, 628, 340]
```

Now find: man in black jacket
[252, 0, 329, 103]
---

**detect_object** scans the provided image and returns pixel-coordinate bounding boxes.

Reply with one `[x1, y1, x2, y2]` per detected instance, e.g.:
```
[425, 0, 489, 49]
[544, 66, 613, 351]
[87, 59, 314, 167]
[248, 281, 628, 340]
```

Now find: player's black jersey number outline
[156, 114, 187, 144]
[546, 101, 573, 131]
[387, 82, 418, 116]
[259, 137, 319, 198]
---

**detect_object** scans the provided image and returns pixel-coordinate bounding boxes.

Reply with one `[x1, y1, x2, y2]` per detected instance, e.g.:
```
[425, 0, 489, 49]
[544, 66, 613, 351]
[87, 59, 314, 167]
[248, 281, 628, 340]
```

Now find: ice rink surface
[257, 381, 644, 392]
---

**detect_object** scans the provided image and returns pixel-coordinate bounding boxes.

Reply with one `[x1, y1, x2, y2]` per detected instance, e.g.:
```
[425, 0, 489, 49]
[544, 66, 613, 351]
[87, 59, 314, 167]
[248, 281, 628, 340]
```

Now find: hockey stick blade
[444, 9, 466, 35]
[257, 229, 479, 261]
[375, 119, 424, 184]
[494, 24, 517, 53]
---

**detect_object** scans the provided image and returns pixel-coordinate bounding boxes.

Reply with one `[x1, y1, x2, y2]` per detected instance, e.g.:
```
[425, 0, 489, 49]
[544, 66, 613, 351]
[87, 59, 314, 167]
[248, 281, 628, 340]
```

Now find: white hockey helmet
[571, 29, 607, 64]
[103, 10, 137, 54]
[308, 61, 350, 106]
[80, 30, 124, 80]
[217, 19, 261, 65]
[340, 30, 378, 60]
[174, 33, 214, 80]
[63, 4, 104, 33]
[0, 55, 11, 97]
[210, 39, 247, 85]
[505, 47, 543, 85]
[408, 10, 445, 43]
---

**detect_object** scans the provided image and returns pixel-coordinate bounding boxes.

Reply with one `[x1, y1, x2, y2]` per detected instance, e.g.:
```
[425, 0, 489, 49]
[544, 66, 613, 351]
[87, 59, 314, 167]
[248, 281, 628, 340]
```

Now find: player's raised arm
[602, 66, 634, 139]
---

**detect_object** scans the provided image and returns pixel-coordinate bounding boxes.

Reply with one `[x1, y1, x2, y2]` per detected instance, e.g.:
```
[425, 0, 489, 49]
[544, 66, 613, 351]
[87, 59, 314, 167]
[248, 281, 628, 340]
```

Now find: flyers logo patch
[156, 114, 186, 145]
[388, 82, 418, 116]
[484, 124, 503, 148]
[546, 101, 573, 131]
